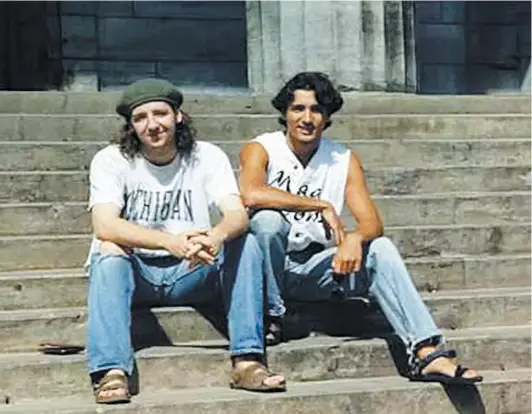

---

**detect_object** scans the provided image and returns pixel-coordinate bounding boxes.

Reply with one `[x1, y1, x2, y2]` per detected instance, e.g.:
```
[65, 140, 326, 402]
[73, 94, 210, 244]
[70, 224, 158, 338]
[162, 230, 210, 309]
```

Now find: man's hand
[332, 232, 364, 274]
[161, 229, 209, 260]
[321, 203, 345, 246]
[187, 229, 225, 267]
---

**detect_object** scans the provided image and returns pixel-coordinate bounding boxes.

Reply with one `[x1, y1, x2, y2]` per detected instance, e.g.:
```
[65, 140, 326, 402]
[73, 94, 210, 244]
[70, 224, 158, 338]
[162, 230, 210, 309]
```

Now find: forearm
[349, 222, 384, 241]
[93, 216, 169, 250]
[242, 185, 329, 212]
[210, 209, 249, 242]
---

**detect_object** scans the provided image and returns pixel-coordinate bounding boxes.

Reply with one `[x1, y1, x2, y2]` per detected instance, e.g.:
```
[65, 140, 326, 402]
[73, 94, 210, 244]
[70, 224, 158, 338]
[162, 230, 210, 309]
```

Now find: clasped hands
[161, 229, 224, 267]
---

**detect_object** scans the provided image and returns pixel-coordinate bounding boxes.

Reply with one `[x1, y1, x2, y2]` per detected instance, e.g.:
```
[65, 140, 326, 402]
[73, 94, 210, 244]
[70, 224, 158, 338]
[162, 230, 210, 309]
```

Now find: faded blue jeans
[86, 234, 264, 378]
[250, 210, 443, 360]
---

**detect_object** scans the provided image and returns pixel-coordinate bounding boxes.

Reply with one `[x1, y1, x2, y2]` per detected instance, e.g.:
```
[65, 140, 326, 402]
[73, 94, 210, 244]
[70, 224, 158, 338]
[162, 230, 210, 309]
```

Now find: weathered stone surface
[1, 114, 530, 142]
[386, 224, 530, 257]
[132, 1, 246, 19]
[0, 192, 529, 236]
[0, 290, 529, 352]
[158, 61, 248, 88]
[0, 254, 528, 310]
[366, 166, 531, 194]
[0, 235, 90, 270]
[61, 16, 97, 59]
[0, 369, 530, 414]
[416, 24, 465, 65]
[98, 18, 246, 62]
[0, 326, 529, 397]
[0, 172, 89, 203]
[216, 139, 531, 169]
[0, 224, 528, 271]
[0, 93, 529, 115]
[0, 139, 529, 172]
[1, 166, 528, 204]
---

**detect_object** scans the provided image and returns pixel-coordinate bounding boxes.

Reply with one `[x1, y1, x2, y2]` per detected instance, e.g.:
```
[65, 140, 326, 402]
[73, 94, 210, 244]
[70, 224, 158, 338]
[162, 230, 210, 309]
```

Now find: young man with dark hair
[238, 71, 482, 386]
[86, 78, 285, 404]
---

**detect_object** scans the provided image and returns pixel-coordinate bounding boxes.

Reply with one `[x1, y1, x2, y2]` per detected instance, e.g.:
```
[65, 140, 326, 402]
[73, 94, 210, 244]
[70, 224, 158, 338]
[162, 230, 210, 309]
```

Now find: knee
[98, 241, 130, 256]
[369, 237, 399, 256]
[249, 210, 290, 238]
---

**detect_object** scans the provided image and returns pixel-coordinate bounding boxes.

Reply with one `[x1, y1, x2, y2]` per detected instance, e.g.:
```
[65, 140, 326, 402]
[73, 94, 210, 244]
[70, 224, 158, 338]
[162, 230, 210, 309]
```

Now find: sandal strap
[411, 349, 457, 375]
[232, 362, 276, 388]
[94, 372, 128, 393]
[455, 365, 469, 378]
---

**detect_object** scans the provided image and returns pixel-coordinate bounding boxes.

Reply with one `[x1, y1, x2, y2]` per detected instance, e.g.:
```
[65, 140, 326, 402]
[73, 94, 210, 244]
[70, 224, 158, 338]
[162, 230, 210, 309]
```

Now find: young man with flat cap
[86, 78, 285, 404]
[239, 72, 482, 386]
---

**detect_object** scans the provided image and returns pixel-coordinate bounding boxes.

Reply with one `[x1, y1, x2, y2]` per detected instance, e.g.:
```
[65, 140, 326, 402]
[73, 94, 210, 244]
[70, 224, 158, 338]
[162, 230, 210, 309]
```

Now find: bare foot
[417, 347, 480, 379]
[234, 360, 286, 388]
[95, 369, 129, 402]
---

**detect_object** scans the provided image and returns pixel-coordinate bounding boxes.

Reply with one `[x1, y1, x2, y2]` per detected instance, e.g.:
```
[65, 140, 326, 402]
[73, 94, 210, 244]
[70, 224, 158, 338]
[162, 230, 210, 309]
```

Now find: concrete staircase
[0, 92, 530, 413]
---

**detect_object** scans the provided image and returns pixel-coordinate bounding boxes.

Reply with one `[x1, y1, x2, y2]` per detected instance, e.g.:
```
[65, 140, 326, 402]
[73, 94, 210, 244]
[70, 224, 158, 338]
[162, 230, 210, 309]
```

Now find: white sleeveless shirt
[253, 131, 351, 252]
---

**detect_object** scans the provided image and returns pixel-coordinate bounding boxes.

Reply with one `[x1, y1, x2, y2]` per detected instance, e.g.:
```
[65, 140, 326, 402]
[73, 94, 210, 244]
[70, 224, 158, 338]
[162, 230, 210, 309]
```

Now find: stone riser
[0, 92, 529, 115]
[1, 254, 529, 311]
[1, 166, 530, 204]
[1, 371, 530, 414]
[0, 224, 529, 271]
[0, 288, 529, 352]
[0, 139, 530, 171]
[1, 371, 529, 414]
[0, 114, 530, 142]
[1, 192, 529, 236]
[0, 326, 528, 400]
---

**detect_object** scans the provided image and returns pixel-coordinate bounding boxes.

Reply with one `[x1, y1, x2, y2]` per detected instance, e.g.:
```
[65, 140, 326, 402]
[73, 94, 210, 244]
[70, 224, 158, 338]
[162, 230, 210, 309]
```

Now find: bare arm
[210, 194, 249, 242]
[344, 152, 384, 241]
[92, 204, 205, 258]
[238, 142, 330, 212]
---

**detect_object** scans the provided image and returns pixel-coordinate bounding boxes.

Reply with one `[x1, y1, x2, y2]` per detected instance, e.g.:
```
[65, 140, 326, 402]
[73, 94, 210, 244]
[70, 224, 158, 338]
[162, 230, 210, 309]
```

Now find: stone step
[0, 114, 530, 142]
[0, 288, 529, 353]
[0, 91, 529, 115]
[0, 139, 530, 171]
[0, 223, 529, 271]
[1, 166, 530, 204]
[0, 325, 528, 400]
[1, 253, 528, 311]
[1, 192, 529, 236]
[0, 368, 529, 414]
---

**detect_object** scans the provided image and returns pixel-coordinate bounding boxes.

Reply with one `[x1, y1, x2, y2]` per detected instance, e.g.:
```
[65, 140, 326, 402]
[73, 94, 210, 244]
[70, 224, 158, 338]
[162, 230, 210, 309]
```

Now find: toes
[462, 368, 480, 379]
[263, 374, 285, 387]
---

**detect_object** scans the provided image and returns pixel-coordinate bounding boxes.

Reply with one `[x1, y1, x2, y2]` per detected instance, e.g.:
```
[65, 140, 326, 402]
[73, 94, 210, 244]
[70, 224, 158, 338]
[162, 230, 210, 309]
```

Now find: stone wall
[52, 1, 248, 90]
[415, 1, 531, 94]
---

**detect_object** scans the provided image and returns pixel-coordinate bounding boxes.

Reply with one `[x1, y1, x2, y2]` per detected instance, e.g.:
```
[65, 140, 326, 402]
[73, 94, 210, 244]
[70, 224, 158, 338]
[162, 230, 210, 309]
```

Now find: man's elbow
[240, 189, 263, 210]
[92, 219, 117, 242]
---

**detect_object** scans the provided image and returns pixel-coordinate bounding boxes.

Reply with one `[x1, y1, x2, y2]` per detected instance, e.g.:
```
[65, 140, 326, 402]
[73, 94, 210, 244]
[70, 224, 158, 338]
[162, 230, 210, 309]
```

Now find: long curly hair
[272, 72, 344, 130]
[111, 111, 197, 159]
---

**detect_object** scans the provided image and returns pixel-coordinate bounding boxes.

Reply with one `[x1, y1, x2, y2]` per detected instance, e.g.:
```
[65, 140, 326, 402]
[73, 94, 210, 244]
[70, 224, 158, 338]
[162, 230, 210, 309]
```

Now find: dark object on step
[38, 342, 85, 355]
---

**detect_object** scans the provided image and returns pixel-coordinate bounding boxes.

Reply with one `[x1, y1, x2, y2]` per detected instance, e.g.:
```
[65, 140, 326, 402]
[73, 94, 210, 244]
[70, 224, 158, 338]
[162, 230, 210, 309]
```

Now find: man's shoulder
[322, 137, 350, 156]
[92, 144, 125, 162]
[91, 145, 130, 169]
[251, 130, 284, 144]
[195, 140, 228, 159]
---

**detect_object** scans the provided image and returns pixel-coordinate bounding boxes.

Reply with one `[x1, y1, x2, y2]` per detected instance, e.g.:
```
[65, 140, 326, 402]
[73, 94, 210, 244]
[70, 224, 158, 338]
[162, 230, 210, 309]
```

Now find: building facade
[0, 1, 530, 94]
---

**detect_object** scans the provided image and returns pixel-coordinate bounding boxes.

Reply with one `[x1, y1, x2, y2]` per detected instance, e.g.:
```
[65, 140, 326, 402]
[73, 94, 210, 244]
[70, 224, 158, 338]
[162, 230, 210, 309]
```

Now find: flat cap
[116, 78, 184, 118]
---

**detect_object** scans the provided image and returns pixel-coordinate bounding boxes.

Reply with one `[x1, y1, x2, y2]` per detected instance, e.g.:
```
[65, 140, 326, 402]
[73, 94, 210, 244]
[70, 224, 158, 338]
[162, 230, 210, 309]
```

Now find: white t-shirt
[86, 141, 239, 260]
[253, 130, 350, 252]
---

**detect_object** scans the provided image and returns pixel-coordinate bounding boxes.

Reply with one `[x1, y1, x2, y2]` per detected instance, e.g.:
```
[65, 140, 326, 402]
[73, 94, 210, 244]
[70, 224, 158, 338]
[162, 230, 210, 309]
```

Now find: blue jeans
[86, 234, 264, 377]
[250, 210, 443, 359]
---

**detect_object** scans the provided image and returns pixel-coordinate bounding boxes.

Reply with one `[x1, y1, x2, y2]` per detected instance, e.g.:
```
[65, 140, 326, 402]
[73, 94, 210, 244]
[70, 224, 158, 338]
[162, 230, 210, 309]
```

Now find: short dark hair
[271, 72, 344, 129]
[111, 110, 196, 159]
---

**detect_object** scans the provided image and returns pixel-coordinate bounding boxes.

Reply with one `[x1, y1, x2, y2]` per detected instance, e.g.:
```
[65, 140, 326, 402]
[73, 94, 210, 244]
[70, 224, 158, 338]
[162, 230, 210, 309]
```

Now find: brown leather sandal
[230, 361, 286, 392]
[93, 371, 131, 404]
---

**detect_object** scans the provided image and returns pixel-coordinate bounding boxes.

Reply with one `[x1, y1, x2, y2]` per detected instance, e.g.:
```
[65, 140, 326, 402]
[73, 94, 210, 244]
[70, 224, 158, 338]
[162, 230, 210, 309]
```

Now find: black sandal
[408, 349, 483, 385]
[265, 316, 284, 346]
